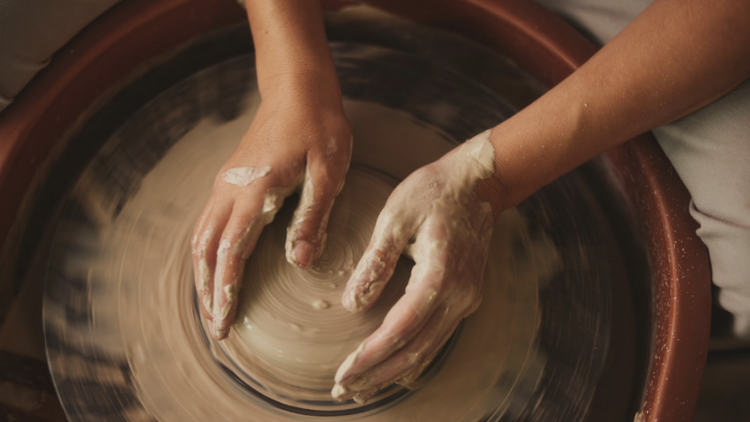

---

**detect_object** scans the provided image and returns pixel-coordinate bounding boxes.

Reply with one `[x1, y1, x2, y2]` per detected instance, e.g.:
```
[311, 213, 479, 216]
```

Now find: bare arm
[478, 0, 750, 212]
[336, 0, 750, 401]
[245, 0, 341, 102]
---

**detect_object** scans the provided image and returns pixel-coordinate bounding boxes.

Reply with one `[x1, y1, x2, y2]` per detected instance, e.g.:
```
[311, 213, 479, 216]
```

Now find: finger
[210, 199, 265, 339]
[285, 157, 346, 269]
[191, 197, 233, 320]
[335, 266, 446, 387]
[337, 220, 484, 399]
[341, 214, 415, 312]
[336, 308, 457, 404]
[333, 303, 460, 403]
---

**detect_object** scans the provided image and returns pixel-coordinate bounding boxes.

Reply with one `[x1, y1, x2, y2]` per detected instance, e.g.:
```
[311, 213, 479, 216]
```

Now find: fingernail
[294, 240, 315, 269]
[331, 384, 348, 400]
[214, 327, 229, 340]
[354, 390, 375, 404]
[210, 320, 229, 340]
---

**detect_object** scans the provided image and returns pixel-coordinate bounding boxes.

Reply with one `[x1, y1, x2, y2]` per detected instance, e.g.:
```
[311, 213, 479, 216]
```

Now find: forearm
[478, 0, 750, 213]
[244, 0, 340, 102]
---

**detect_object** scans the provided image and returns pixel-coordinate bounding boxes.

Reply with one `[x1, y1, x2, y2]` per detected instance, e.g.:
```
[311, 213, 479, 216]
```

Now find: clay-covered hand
[332, 131, 497, 403]
[192, 85, 351, 340]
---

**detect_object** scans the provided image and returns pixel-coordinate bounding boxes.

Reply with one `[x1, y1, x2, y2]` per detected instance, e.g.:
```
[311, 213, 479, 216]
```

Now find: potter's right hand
[191, 78, 351, 340]
[332, 131, 499, 403]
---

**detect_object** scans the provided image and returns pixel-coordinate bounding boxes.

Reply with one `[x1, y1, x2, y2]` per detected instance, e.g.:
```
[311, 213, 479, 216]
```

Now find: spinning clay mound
[43, 44, 626, 421]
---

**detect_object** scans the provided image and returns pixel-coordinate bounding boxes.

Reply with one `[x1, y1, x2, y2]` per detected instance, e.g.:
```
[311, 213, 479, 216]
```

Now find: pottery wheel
[43, 27, 633, 422]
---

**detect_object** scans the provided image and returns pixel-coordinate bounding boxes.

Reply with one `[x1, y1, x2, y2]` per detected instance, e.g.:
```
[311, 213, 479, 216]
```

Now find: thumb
[285, 159, 346, 269]
[341, 212, 413, 313]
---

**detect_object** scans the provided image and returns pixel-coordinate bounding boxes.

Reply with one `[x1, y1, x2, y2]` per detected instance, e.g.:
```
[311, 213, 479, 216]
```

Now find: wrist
[437, 130, 508, 219]
[260, 71, 343, 111]
[474, 175, 508, 219]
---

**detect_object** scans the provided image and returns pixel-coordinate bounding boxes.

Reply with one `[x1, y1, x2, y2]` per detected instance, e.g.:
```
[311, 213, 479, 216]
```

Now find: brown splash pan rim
[0, 0, 710, 421]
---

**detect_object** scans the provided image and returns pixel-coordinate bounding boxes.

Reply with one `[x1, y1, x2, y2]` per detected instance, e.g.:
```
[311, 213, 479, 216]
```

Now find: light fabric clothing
[654, 81, 750, 337]
[535, 0, 652, 46]
[538, 0, 750, 338]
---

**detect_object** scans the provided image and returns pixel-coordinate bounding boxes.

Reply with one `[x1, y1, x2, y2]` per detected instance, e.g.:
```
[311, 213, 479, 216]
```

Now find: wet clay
[223, 166, 412, 400]
[72, 96, 556, 420]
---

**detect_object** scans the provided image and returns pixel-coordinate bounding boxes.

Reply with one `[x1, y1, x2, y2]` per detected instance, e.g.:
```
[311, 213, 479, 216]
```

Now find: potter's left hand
[332, 131, 499, 403]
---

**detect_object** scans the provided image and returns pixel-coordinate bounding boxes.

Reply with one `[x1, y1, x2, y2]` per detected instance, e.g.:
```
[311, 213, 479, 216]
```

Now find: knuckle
[376, 217, 404, 246]
[454, 283, 481, 312]
[465, 283, 481, 302]
[312, 166, 345, 193]
[213, 169, 228, 187]
[300, 204, 327, 226]
[217, 236, 236, 262]
[412, 164, 440, 183]
[366, 255, 388, 277]
[192, 239, 207, 258]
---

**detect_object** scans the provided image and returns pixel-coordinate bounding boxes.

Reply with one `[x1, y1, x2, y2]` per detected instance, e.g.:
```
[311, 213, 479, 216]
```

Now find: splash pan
[41, 19, 649, 422]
